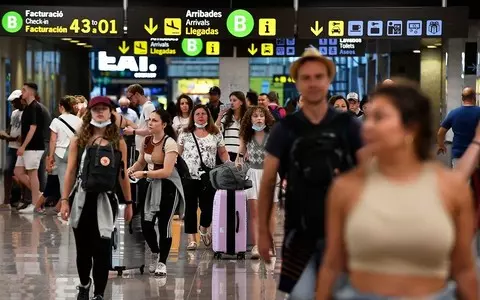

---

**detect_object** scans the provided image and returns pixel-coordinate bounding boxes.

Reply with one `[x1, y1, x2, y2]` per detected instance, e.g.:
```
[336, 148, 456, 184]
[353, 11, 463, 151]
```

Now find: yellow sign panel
[134, 41, 148, 55]
[164, 18, 182, 35]
[261, 43, 274, 56]
[206, 41, 220, 55]
[258, 18, 276, 36]
[328, 20, 344, 36]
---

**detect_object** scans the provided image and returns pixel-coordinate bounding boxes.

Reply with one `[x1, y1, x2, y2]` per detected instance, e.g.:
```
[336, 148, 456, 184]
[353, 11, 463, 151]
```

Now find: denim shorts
[335, 280, 456, 300]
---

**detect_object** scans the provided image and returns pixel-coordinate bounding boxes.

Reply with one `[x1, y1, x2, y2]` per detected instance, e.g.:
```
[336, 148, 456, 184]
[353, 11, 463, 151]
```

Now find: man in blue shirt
[437, 87, 480, 167]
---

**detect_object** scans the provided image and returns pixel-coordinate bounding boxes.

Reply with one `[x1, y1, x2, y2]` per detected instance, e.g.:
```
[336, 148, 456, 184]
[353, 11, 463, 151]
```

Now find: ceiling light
[427, 45, 437, 49]
[435, 43, 442, 46]
[84, 45, 93, 48]
[61, 38, 72, 41]
[413, 50, 421, 53]
[69, 40, 80, 43]
[77, 43, 87, 46]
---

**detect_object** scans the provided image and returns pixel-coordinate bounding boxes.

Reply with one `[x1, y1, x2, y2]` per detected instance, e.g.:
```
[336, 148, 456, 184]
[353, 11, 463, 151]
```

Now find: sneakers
[16, 202, 29, 210]
[18, 204, 35, 214]
[0, 204, 11, 211]
[149, 253, 159, 273]
[76, 279, 91, 300]
[154, 262, 167, 276]
[91, 296, 104, 300]
[186, 241, 197, 251]
[251, 245, 260, 260]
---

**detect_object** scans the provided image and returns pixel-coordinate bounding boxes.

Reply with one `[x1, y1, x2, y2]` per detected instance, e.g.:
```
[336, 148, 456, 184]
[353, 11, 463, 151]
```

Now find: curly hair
[77, 108, 120, 149]
[223, 91, 247, 128]
[175, 94, 193, 117]
[185, 104, 220, 135]
[239, 106, 275, 143]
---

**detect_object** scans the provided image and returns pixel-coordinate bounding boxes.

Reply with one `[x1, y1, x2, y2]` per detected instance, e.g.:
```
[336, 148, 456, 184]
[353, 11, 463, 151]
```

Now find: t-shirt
[116, 107, 139, 124]
[265, 108, 363, 230]
[172, 116, 189, 134]
[441, 105, 480, 158]
[221, 115, 241, 154]
[21, 100, 45, 151]
[38, 102, 52, 146]
[9, 109, 23, 149]
[178, 131, 225, 180]
[206, 101, 223, 122]
[50, 114, 82, 158]
[135, 101, 156, 152]
[144, 136, 178, 171]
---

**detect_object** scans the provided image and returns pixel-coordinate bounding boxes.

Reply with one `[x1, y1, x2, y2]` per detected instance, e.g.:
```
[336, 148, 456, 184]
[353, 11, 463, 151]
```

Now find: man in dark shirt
[206, 86, 223, 122]
[257, 49, 362, 299]
[14, 82, 45, 213]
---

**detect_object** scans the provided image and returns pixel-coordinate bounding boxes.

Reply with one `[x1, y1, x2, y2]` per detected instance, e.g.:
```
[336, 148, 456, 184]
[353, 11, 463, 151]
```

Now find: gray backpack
[209, 162, 252, 190]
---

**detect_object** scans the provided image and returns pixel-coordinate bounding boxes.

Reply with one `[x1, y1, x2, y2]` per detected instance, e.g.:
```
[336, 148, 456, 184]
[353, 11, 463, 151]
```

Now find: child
[236, 106, 278, 259]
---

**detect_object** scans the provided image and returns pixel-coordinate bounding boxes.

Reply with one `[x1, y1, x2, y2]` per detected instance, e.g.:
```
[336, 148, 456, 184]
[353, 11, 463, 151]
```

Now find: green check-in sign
[2, 11, 23, 33]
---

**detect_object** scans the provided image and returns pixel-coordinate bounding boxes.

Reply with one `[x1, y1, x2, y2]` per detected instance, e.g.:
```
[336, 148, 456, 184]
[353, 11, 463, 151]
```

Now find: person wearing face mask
[236, 106, 279, 259]
[116, 97, 138, 124]
[178, 105, 230, 251]
[60, 96, 132, 300]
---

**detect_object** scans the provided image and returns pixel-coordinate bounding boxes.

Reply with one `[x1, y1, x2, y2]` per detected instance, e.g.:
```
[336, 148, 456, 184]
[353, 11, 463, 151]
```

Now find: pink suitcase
[212, 190, 247, 259]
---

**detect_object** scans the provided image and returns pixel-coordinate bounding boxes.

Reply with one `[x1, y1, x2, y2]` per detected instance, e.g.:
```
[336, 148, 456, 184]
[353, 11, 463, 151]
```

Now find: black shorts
[43, 175, 61, 199]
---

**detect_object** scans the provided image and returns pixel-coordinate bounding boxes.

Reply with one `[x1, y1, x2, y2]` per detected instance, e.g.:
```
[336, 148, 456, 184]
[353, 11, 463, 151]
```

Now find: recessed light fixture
[435, 43, 442, 46]
[61, 38, 72, 41]
[84, 45, 93, 48]
[413, 50, 421, 53]
[77, 43, 87, 46]
[427, 45, 437, 49]
[70, 40, 80, 43]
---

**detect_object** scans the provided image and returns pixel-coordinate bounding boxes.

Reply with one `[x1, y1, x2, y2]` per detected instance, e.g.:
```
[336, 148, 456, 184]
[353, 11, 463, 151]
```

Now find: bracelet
[60, 198, 69, 203]
[143, 170, 148, 178]
[125, 200, 133, 205]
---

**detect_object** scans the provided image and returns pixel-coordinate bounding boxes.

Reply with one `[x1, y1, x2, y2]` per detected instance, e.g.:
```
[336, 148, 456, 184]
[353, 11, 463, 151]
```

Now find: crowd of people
[1, 47, 479, 300]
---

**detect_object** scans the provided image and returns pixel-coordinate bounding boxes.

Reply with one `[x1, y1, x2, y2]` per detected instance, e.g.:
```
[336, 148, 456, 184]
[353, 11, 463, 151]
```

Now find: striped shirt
[221, 116, 240, 154]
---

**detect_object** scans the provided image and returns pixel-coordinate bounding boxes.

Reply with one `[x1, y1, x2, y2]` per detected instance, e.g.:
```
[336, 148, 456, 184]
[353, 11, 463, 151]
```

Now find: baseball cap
[289, 48, 336, 81]
[88, 96, 114, 108]
[209, 86, 221, 95]
[347, 92, 359, 101]
[7, 90, 22, 101]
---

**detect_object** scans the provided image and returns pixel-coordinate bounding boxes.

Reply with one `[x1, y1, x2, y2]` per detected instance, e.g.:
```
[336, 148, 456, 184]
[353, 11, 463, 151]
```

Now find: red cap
[88, 96, 113, 109]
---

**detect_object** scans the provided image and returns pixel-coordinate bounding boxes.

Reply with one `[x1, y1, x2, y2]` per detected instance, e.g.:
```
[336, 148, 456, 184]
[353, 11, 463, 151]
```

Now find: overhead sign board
[127, 8, 294, 39]
[0, 6, 123, 37]
[100, 38, 234, 57]
[297, 7, 468, 39]
[235, 38, 365, 57]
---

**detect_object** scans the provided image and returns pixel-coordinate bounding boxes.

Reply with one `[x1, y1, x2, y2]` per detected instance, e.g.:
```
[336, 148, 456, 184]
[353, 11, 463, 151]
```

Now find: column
[218, 54, 250, 96]
[420, 48, 443, 127]
[445, 38, 465, 141]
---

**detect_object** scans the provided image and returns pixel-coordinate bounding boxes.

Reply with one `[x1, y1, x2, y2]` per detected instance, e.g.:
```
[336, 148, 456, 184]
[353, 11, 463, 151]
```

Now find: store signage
[97, 51, 160, 78]
[0, 6, 123, 37]
[297, 7, 468, 39]
[127, 7, 294, 39]
[235, 38, 365, 57]
[103, 38, 234, 57]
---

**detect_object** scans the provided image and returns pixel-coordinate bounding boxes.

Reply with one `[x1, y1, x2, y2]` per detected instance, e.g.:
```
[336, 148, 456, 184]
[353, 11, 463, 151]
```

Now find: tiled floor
[0, 210, 286, 300]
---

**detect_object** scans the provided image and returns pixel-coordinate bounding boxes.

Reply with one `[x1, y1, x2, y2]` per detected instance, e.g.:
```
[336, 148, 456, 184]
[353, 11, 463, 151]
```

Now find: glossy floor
[0, 210, 286, 300]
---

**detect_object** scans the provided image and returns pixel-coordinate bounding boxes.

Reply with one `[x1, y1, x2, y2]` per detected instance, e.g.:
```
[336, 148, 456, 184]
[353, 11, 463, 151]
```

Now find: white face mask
[195, 122, 207, 129]
[90, 119, 112, 128]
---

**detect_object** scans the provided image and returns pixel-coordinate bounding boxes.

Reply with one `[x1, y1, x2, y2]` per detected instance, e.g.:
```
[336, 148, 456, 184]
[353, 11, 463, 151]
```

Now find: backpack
[80, 139, 123, 193]
[283, 112, 355, 237]
[268, 105, 286, 121]
[57, 116, 76, 162]
[209, 161, 252, 190]
[144, 135, 191, 182]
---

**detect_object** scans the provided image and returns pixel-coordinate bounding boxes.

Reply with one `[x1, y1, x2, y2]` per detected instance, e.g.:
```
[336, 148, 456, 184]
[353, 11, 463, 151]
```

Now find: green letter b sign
[2, 11, 23, 33]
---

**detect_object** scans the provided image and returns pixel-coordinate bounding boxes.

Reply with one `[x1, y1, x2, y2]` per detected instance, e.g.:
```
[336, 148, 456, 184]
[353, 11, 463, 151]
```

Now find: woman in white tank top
[317, 83, 478, 300]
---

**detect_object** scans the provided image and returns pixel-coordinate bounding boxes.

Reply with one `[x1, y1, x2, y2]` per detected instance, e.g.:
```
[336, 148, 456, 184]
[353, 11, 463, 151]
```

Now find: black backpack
[283, 112, 355, 237]
[80, 140, 123, 193]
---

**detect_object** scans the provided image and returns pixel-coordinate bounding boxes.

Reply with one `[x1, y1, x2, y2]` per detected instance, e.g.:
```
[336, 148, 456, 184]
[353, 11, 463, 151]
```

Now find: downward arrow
[248, 43, 258, 55]
[118, 41, 129, 54]
[310, 21, 324, 36]
[144, 18, 158, 35]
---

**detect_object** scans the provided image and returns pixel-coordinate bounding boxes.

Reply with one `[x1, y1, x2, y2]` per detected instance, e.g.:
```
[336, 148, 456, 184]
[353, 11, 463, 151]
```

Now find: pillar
[445, 38, 465, 141]
[420, 48, 443, 127]
[218, 54, 250, 97]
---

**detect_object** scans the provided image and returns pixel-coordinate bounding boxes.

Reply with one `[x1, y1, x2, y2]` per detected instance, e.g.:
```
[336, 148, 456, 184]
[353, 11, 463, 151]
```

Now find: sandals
[199, 227, 212, 247]
[186, 241, 198, 251]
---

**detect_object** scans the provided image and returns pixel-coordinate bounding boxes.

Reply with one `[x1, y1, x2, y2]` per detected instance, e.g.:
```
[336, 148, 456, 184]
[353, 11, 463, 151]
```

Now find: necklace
[152, 134, 166, 146]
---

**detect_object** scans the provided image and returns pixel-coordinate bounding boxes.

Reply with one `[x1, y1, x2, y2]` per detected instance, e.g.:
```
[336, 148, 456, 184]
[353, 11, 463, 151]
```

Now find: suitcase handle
[235, 211, 240, 233]
[112, 228, 118, 250]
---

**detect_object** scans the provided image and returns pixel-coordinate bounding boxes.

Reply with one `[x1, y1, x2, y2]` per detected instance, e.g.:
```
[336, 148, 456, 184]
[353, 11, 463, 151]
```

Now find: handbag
[191, 132, 212, 188]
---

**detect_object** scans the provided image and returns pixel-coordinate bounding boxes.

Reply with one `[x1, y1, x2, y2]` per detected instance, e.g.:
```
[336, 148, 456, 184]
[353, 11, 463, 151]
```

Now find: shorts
[16, 150, 45, 170]
[245, 168, 280, 202]
[5, 147, 18, 176]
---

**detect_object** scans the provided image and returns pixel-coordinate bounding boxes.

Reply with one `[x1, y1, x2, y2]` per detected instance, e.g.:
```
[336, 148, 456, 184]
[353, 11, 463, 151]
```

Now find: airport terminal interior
[0, 0, 480, 299]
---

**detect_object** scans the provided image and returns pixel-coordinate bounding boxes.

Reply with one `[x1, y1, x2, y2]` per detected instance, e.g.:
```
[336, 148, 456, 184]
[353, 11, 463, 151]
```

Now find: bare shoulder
[433, 162, 471, 210]
[330, 166, 367, 202]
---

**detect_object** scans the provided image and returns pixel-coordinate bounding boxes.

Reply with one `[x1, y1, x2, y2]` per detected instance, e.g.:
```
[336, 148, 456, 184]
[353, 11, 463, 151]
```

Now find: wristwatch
[125, 200, 133, 205]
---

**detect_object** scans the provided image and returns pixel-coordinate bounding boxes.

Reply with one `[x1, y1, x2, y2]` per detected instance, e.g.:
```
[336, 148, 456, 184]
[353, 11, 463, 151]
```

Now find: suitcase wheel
[140, 265, 145, 274]
[214, 252, 222, 260]
[117, 270, 123, 276]
[237, 253, 245, 260]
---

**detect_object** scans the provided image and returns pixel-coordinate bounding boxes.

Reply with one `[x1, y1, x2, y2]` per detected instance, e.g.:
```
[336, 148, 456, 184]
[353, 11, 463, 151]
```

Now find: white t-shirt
[135, 101, 156, 151]
[116, 107, 139, 124]
[172, 116, 189, 134]
[9, 109, 23, 149]
[49, 114, 82, 158]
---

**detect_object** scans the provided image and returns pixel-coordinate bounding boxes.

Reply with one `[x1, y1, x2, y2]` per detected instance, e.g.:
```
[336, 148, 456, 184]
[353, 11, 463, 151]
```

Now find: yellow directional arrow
[310, 21, 324, 36]
[118, 41, 129, 54]
[248, 43, 258, 55]
[144, 18, 158, 35]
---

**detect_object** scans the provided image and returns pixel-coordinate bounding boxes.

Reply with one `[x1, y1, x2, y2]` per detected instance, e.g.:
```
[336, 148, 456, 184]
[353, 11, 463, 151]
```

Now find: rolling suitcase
[212, 190, 247, 259]
[111, 204, 145, 276]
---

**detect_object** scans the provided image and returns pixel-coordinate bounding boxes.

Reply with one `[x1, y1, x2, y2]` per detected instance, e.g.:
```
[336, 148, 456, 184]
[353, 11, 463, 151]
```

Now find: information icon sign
[406, 20, 422, 36]
[367, 21, 383, 36]
[426, 20, 442, 36]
